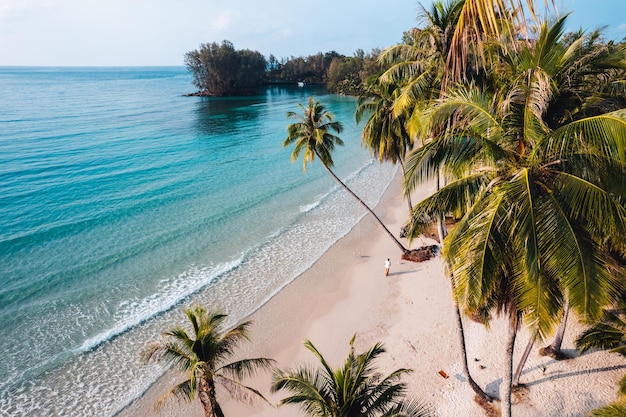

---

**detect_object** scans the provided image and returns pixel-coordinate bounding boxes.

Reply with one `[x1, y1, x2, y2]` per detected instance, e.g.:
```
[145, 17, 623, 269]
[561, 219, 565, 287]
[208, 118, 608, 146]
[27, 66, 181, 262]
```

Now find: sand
[118, 175, 626, 417]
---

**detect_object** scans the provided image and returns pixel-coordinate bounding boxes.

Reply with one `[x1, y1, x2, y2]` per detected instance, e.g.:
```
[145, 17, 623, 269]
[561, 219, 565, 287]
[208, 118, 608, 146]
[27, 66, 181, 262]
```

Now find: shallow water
[0, 67, 396, 416]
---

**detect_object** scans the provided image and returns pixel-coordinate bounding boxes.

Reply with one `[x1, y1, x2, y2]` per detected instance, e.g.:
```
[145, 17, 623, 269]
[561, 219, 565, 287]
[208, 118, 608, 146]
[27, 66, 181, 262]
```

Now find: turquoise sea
[0, 67, 396, 416]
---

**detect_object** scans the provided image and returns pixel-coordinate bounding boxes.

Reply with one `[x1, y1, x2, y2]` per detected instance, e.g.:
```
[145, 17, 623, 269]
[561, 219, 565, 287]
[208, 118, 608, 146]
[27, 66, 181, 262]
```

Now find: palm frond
[576, 310, 626, 356]
[548, 111, 626, 162]
[404, 172, 491, 241]
[154, 379, 195, 410]
[218, 357, 276, 380]
[214, 374, 273, 406]
[445, 190, 509, 313]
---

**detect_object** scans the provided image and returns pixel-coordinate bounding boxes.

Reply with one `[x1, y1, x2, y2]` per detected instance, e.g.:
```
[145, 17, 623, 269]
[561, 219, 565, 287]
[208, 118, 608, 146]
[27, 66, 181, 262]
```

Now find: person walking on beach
[384, 258, 390, 276]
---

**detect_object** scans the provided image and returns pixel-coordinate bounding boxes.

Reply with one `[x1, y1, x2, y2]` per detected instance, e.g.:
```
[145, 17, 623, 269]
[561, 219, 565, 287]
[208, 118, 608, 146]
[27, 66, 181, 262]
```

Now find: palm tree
[537, 30, 626, 359]
[284, 97, 409, 254]
[355, 79, 415, 211]
[403, 16, 626, 416]
[271, 335, 433, 417]
[445, 0, 558, 83]
[142, 306, 275, 417]
[380, 0, 495, 406]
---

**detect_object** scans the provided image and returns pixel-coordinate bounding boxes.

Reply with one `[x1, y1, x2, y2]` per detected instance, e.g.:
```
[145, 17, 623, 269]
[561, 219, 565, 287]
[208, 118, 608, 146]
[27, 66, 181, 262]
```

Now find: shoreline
[119, 173, 625, 417]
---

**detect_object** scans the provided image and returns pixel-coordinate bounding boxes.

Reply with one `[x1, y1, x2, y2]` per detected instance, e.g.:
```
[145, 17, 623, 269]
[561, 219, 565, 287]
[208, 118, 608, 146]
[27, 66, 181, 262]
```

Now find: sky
[0, 0, 624, 66]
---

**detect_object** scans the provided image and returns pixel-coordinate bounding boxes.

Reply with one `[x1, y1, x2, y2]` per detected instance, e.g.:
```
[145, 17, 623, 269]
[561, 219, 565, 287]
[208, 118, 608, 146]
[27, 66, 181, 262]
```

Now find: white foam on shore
[300, 201, 321, 212]
[77, 255, 244, 353]
[0, 161, 398, 417]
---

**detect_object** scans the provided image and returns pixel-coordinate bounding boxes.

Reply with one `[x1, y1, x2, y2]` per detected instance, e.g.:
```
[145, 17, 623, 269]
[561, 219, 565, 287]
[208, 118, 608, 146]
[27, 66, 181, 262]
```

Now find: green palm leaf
[272, 337, 433, 417]
[141, 306, 275, 416]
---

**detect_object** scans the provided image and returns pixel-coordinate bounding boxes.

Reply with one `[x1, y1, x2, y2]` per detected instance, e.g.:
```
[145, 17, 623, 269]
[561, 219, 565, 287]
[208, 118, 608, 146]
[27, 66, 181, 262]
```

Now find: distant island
[183, 40, 390, 97]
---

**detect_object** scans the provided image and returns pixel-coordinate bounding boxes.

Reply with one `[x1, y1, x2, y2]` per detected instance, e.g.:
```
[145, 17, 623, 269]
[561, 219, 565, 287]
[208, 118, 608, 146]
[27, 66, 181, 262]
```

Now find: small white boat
[297, 81, 305, 87]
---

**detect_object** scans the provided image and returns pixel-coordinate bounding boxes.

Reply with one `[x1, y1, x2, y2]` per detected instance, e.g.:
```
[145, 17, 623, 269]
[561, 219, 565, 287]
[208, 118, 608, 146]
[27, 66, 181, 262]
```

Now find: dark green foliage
[184, 40, 385, 96]
[184, 40, 267, 96]
[271, 335, 434, 417]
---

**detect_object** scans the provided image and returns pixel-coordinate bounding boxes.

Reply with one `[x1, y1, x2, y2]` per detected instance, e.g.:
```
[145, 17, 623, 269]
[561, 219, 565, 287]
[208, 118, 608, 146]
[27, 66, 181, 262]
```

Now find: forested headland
[183, 39, 397, 96]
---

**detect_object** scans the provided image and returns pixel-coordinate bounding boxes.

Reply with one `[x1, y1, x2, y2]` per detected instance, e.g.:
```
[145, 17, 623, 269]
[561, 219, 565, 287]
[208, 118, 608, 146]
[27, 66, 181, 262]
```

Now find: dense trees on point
[184, 41, 389, 96]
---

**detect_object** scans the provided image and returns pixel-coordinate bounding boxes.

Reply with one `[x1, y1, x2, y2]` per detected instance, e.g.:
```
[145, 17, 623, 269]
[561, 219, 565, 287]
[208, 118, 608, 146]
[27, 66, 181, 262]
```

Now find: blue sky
[0, 0, 624, 66]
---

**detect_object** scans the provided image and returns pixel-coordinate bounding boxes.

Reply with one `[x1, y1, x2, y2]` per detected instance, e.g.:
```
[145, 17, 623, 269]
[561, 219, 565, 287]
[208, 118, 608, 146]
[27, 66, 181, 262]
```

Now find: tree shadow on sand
[388, 269, 422, 277]
[523, 363, 626, 388]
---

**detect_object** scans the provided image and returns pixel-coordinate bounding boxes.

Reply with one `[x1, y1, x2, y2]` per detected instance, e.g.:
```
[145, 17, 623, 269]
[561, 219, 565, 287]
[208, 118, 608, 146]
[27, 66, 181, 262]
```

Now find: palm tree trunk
[539, 300, 569, 359]
[502, 312, 520, 417]
[513, 333, 536, 386]
[317, 154, 408, 253]
[436, 174, 492, 403]
[399, 159, 413, 211]
[199, 378, 225, 417]
[453, 295, 494, 403]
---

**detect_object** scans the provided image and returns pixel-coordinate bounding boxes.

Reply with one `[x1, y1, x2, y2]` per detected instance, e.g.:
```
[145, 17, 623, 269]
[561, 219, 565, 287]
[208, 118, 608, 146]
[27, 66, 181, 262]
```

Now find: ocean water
[0, 67, 396, 416]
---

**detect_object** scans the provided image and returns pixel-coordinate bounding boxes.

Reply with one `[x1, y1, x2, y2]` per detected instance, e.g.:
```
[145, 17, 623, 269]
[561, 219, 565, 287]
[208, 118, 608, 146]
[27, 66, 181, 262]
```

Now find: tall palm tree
[271, 335, 433, 417]
[537, 30, 626, 359]
[142, 306, 275, 417]
[380, 0, 495, 406]
[403, 16, 626, 416]
[284, 97, 409, 254]
[355, 79, 415, 210]
[446, 0, 558, 83]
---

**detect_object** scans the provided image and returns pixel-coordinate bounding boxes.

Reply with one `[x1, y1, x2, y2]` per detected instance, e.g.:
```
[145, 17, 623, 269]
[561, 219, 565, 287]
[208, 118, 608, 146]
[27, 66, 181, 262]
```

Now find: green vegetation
[159, 2, 626, 416]
[271, 335, 433, 417]
[184, 41, 385, 96]
[392, 2, 626, 416]
[141, 306, 275, 417]
[184, 41, 267, 96]
[284, 97, 409, 254]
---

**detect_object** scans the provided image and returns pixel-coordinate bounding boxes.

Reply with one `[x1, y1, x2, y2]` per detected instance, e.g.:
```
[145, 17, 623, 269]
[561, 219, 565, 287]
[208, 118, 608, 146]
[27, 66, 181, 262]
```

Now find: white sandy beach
[119, 176, 626, 417]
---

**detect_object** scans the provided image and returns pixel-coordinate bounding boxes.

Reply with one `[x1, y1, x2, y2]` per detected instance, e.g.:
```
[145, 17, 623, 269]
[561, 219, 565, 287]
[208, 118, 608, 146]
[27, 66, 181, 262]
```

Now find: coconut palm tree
[403, 16, 626, 416]
[284, 97, 409, 254]
[142, 306, 275, 417]
[536, 30, 626, 359]
[355, 79, 415, 210]
[271, 335, 433, 417]
[379, 1, 495, 406]
[445, 0, 558, 83]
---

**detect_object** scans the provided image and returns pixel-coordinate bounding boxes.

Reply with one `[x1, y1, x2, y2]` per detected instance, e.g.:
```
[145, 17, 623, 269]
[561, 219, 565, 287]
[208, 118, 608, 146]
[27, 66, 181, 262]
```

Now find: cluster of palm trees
[143, 1, 625, 417]
[283, 1, 626, 416]
[143, 306, 433, 417]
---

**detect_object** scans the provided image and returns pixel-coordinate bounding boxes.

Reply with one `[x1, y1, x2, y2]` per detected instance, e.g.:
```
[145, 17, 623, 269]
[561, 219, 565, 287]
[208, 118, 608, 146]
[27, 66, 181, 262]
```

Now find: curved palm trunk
[199, 378, 225, 417]
[453, 294, 494, 403]
[317, 153, 408, 253]
[502, 312, 520, 417]
[539, 300, 569, 359]
[513, 333, 536, 386]
[436, 175, 492, 404]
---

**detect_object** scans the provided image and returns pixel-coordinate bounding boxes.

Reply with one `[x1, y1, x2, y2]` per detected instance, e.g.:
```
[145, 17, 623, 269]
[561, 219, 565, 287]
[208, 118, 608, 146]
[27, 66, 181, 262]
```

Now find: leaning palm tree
[142, 306, 275, 417]
[285, 97, 409, 254]
[271, 335, 433, 417]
